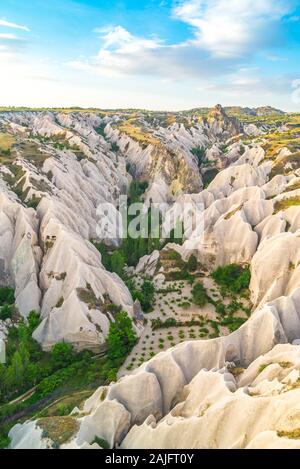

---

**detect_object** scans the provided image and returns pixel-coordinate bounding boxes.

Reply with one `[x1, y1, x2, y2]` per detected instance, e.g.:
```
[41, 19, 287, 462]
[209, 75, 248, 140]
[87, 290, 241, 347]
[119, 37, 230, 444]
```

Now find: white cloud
[67, 24, 240, 80]
[0, 33, 18, 40]
[173, 0, 293, 57]
[0, 4, 298, 111]
[68, 0, 296, 82]
[97, 25, 161, 53]
[0, 19, 30, 32]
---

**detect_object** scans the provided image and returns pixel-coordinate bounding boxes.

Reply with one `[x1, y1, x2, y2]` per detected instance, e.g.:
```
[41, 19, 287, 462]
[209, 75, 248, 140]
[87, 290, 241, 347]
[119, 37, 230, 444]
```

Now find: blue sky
[0, 0, 300, 110]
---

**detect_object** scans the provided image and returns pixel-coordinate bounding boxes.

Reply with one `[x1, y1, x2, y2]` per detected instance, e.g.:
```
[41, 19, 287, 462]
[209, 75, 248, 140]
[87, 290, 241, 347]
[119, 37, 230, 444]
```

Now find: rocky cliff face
[3, 105, 300, 449]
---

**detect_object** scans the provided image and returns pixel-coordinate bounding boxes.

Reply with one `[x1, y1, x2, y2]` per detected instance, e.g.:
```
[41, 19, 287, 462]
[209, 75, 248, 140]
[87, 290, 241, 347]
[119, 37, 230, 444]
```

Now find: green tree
[212, 264, 250, 294]
[27, 311, 41, 333]
[191, 283, 207, 307]
[128, 180, 148, 204]
[0, 304, 14, 320]
[107, 312, 137, 360]
[191, 146, 206, 166]
[94, 242, 111, 271]
[51, 342, 75, 370]
[110, 251, 125, 277]
[0, 287, 14, 306]
[140, 280, 155, 312]
[187, 254, 198, 272]
[6, 351, 25, 390]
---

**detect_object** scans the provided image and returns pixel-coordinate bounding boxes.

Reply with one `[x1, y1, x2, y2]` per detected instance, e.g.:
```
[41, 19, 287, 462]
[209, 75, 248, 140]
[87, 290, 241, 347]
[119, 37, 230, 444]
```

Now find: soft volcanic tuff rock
[5, 106, 300, 449]
[9, 295, 300, 449]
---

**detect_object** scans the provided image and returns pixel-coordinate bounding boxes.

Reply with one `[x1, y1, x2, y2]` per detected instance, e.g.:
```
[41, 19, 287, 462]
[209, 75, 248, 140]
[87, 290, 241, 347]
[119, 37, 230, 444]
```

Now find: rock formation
[3, 105, 300, 449]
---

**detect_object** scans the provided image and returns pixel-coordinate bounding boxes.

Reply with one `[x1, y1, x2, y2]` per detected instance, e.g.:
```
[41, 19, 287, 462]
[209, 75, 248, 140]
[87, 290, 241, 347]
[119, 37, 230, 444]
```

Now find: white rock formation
[10, 290, 300, 449]
[5, 107, 300, 449]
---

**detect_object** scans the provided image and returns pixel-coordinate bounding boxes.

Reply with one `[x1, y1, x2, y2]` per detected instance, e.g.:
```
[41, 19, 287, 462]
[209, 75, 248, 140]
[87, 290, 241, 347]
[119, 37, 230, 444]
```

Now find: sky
[0, 0, 300, 111]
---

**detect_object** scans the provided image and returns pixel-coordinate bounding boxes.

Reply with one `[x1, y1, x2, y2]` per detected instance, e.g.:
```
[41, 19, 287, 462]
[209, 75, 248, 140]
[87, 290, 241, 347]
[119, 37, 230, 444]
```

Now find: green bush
[110, 251, 125, 277]
[92, 436, 110, 449]
[27, 311, 41, 332]
[107, 312, 137, 360]
[180, 301, 191, 309]
[191, 146, 207, 166]
[51, 343, 76, 370]
[128, 180, 148, 204]
[0, 287, 14, 306]
[212, 264, 250, 294]
[166, 270, 194, 282]
[140, 280, 155, 312]
[215, 302, 226, 315]
[0, 304, 14, 320]
[203, 169, 219, 188]
[57, 403, 74, 416]
[191, 283, 208, 307]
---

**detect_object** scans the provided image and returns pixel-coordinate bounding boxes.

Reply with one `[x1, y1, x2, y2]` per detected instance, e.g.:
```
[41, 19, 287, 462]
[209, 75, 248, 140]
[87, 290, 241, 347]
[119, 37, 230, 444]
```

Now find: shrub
[140, 280, 155, 312]
[27, 311, 41, 332]
[107, 312, 137, 360]
[212, 264, 250, 294]
[187, 254, 198, 272]
[0, 304, 14, 320]
[92, 436, 110, 449]
[128, 180, 149, 203]
[110, 251, 125, 277]
[0, 287, 14, 306]
[51, 343, 75, 370]
[191, 146, 206, 166]
[57, 403, 74, 416]
[215, 303, 226, 315]
[191, 283, 208, 307]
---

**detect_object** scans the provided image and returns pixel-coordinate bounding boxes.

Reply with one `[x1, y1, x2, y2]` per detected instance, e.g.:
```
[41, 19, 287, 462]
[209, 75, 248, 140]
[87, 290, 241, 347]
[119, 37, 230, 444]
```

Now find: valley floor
[119, 275, 250, 377]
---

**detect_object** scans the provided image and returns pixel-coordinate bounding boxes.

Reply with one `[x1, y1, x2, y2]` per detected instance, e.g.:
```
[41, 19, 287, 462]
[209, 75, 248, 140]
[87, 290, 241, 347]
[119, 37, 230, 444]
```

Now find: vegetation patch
[107, 311, 137, 361]
[191, 283, 208, 307]
[191, 146, 207, 167]
[274, 196, 300, 213]
[0, 287, 15, 320]
[279, 361, 294, 369]
[92, 436, 110, 449]
[0, 133, 16, 163]
[202, 169, 219, 188]
[224, 204, 243, 220]
[77, 284, 102, 310]
[117, 120, 160, 149]
[258, 363, 271, 373]
[230, 367, 245, 378]
[277, 428, 300, 440]
[219, 316, 247, 332]
[38, 416, 79, 448]
[18, 141, 50, 168]
[212, 264, 251, 295]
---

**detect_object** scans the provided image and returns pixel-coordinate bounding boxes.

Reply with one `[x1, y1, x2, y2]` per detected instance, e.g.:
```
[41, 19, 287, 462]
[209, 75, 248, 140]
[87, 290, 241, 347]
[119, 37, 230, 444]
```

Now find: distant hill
[187, 105, 285, 117]
[226, 106, 285, 116]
